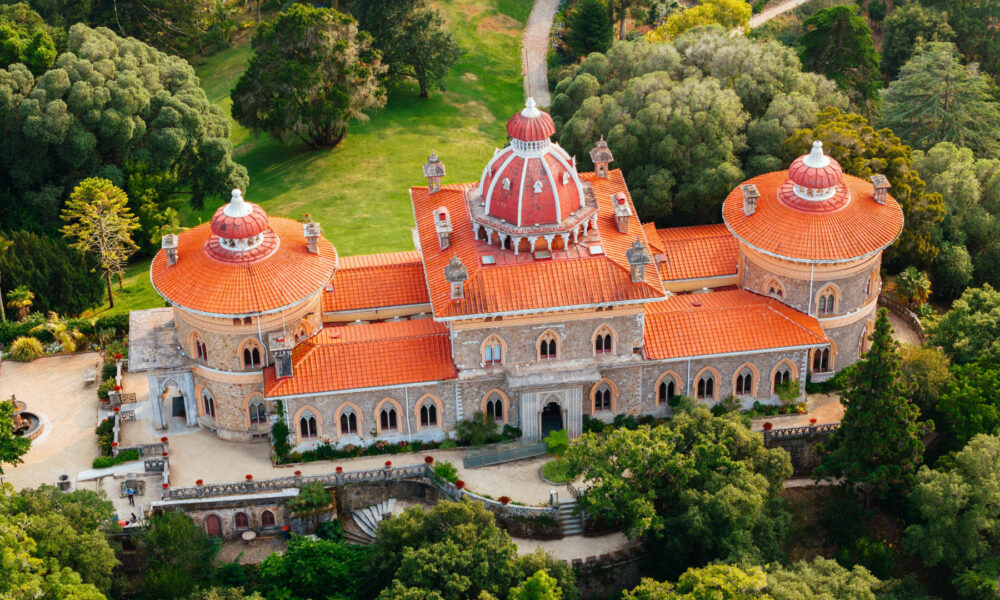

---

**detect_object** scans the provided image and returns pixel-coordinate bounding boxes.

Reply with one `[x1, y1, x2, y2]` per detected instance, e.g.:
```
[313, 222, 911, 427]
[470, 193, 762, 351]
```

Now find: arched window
[697, 373, 715, 400]
[813, 348, 831, 372]
[763, 278, 785, 300]
[420, 404, 438, 427]
[339, 408, 358, 435]
[261, 510, 276, 528]
[594, 327, 614, 355]
[593, 383, 612, 412]
[818, 294, 835, 315]
[242, 343, 262, 368]
[483, 336, 503, 366]
[485, 394, 504, 421]
[299, 411, 318, 439]
[234, 512, 249, 530]
[202, 388, 215, 419]
[658, 379, 675, 405]
[380, 406, 398, 432]
[735, 370, 753, 396]
[773, 367, 791, 391]
[248, 398, 267, 424]
[859, 329, 870, 356]
[538, 331, 559, 361]
[192, 334, 208, 361]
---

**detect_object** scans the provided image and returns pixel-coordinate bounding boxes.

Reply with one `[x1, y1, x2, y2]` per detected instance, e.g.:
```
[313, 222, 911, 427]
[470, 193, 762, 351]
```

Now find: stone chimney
[740, 183, 760, 216]
[589, 137, 614, 179]
[444, 255, 468, 300]
[626, 237, 651, 283]
[434, 206, 453, 251]
[612, 192, 631, 234]
[303, 215, 321, 254]
[161, 234, 178, 266]
[269, 333, 293, 379]
[870, 174, 890, 205]
[423, 152, 446, 194]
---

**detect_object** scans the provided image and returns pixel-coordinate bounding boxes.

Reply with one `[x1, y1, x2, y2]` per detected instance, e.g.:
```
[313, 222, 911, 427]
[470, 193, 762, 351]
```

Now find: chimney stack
[269, 333, 293, 379]
[612, 192, 631, 234]
[870, 174, 890, 205]
[589, 137, 614, 179]
[303, 216, 321, 254]
[434, 207, 453, 251]
[444, 255, 468, 300]
[740, 183, 759, 216]
[162, 234, 178, 266]
[423, 152, 446, 194]
[626, 237, 651, 283]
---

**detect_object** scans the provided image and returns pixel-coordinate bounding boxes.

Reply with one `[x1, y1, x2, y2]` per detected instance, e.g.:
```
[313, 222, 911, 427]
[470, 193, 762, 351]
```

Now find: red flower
[499, 496, 511, 505]
[809, 417, 817, 425]
[162, 483, 169, 489]
[161, 452, 168, 457]
[763, 422, 773, 431]
[455, 480, 465, 489]
[114, 353, 123, 360]
[336, 466, 343, 473]
[113, 406, 120, 413]
[113, 385, 122, 392]
[245, 474, 253, 481]
[294, 470, 302, 477]
[385, 460, 392, 467]
[424, 456, 434, 464]
[111, 442, 118, 447]
[161, 437, 168, 443]
[398, 441, 407, 447]
[196, 479, 203, 486]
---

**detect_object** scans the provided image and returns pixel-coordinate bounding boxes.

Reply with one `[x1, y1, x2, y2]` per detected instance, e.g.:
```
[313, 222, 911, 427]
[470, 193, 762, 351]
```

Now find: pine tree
[815, 309, 932, 503]
[798, 5, 881, 103]
[566, 0, 614, 59]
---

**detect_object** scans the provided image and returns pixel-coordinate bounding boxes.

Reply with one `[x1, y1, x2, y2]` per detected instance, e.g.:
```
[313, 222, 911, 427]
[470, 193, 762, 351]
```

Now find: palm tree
[6, 286, 34, 322]
[30, 312, 84, 353]
[0, 235, 11, 322]
[895, 266, 931, 309]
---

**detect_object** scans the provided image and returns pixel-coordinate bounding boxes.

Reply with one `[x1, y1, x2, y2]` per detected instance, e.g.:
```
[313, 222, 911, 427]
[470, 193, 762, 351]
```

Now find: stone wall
[573, 542, 644, 600]
[185, 500, 289, 540]
[764, 425, 838, 476]
[335, 480, 447, 513]
[192, 373, 267, 441]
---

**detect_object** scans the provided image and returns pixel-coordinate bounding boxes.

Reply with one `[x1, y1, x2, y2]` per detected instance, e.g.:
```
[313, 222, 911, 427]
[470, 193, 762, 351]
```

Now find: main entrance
[541, 401, 563, 436]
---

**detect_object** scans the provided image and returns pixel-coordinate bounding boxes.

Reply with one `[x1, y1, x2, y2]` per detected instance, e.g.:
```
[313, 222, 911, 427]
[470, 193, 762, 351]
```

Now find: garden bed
[540, 460, 574, 484]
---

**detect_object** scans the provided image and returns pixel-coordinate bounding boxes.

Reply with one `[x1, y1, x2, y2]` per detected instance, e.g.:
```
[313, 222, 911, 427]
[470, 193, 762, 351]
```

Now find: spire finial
[521, 97, 541, 118]
[804, 140, 830, 168]
[223, 188, 252, 218]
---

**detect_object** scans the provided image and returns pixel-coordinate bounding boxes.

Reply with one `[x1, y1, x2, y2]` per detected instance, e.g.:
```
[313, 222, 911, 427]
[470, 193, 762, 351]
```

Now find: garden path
[522, 0, 559, 106]
[513, 531, 631, 560]
[748, 0, 810, 28]
[887, 310, 922, 346]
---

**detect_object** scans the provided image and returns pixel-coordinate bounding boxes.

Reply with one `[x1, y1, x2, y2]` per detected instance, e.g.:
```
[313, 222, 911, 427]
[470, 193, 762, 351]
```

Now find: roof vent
[161, 234, 178, 266]
[740, 183, 760, 216]
[613, 192, 631, 234]
[434, 206, 453, 251]
[626, 237, 651, 283]
[589, 136, 615, 179]
[423, 152, 446, 195]
[444, 255, 468, 300]
[870, 174, 891, 205]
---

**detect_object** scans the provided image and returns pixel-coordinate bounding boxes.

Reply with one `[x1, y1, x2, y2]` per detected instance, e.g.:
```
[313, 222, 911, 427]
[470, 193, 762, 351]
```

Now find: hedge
[92, 449, 140, 469]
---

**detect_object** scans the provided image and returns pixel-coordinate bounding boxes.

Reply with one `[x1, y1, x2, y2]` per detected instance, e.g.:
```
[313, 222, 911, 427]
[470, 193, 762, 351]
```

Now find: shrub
[316, 519, 344, 542]
[271, 403, 290, 460]
[439, 439, 457, 449]
[612, 413, 638, 430]
[455, 411, 499, 446]
[433, 460, 459, 483]
[710, 395, 741, 416]
[96, 417, 115, 455]
[501, 424, 522, 440]
[91, 449, 139, 468]
[8, 336, 43, 361]
[97, 377, 115, 401]
[582, 414, 606, 434]
[541, 459, 575, 483]
[101, 360, 117, 381]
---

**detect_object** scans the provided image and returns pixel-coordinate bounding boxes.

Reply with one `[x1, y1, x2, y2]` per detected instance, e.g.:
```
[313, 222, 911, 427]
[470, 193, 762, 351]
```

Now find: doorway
[541, 401, 563, 436]
[205, 514, 222, 537]
[171, 396, 185, 418]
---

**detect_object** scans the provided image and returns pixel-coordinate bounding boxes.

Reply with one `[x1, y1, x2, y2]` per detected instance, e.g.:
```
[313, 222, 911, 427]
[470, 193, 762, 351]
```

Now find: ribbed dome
[210, 189, 269, 239]
[506, 97, 556, 142]
[788, 141, 844, 189]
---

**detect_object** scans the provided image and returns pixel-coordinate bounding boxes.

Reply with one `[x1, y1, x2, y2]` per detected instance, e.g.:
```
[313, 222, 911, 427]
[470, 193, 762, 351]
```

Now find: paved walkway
[513, 531, 631, 560]
[887, 310, 923, 346]
[522, 0, 558, 106]
[748, 0, 810, 28]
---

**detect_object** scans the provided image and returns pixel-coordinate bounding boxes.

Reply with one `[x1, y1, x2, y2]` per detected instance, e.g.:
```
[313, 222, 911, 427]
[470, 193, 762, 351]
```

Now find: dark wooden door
[205, 514, 222, 537]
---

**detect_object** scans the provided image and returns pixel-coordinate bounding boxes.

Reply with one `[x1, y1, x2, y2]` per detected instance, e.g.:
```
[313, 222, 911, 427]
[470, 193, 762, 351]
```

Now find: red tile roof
[323, 251, 429, 313]
[655, 224, 739, 281]
[263, 320, 457, 397]
[723, 172, 904, 262]
[411, 170, 666, 319]
[644, 290, 828, 360]
[151, 217, 337, 316]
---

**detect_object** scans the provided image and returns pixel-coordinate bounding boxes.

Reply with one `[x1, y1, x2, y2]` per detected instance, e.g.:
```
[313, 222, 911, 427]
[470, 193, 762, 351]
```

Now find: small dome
[787, 141, 843, 189]
[506, 97, 556, 142]
[210, 189, 269, 239]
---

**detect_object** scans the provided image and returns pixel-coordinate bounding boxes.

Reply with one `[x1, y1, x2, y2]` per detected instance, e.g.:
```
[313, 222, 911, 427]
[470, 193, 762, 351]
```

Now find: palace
[129, 98, 903, 449]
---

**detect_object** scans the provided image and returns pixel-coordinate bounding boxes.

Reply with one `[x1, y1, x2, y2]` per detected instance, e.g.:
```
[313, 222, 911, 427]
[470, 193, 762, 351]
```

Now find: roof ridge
[764, 299, 828, 343]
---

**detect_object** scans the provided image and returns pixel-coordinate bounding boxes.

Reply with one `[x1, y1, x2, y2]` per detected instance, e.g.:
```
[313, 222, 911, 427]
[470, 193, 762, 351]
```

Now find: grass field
[87, 0, 533, 317]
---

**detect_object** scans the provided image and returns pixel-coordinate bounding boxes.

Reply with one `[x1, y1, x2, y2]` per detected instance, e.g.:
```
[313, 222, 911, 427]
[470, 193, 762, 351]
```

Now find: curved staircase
[346, 499, 396, 544]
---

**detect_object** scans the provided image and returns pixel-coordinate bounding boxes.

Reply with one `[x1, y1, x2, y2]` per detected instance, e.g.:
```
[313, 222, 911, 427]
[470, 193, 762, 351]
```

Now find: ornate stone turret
[612, 192, 631, 234]
[444, 255, 468, 300]
[870, 174, 890, 205]
[269, 333, 294, 379]
[303, 214, 322, 254]
[434, 206, 453, 251]
[423, 152, 446, 194]
[626, 237, 651, 283]
[741, 183, 760, 216]
[589, 137, 614, 179]
[161, 234, 178, 266]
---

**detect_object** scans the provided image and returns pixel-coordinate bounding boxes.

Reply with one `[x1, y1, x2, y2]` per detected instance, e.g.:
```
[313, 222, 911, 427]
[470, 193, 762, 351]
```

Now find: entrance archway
[541, 400, 563, 436]
[205, 514, 222, 537]
[160, 380, 185, 419]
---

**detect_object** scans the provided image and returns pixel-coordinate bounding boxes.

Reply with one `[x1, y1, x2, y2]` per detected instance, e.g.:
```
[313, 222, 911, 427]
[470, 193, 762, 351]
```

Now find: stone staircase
[348, 498, 396, 542]
[556, 500, 583, 536]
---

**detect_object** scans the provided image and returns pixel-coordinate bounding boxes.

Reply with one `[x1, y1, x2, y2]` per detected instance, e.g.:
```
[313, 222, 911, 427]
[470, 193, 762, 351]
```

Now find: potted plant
[385, 460, 392, 467]
[162, 483, 169, 489]
[196, 479, 203, 486]
[294, 470, 302, 477]
[499, 496, 511, 505]
[809, 417, 817, 425]
[114, 352, 123, 360]
[245, 474, 253, 481]
[161, 451, 168, 458]
[763, 422, 773, 431]
[113, 406, 120, 413]
[424, 456, 434, 464]
[111, 442, 118, 448]
[161, 436, 168, 444]
[335, 466, 343, 473]
[455, 480, 465, 490]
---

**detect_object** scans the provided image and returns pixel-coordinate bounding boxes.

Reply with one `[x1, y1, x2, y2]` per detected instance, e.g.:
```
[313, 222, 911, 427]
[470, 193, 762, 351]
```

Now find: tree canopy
[797, 5, 881, 103]
[917, 0, 1000, 78]
[138, 511, 220, 600]
[0, 2, 56, 74]
[881, 42, 1000, 155]
[551, 26, 846, 225]
[231, 4, 387, 149]
[0, 23, 247, 231]
[880, 4, 953, 80]
[0, 230, 102, 315]
[565, 0, 614, 58]
[0, 397, 30, 473]
[257, 535, 374, 600]
[930, 284, 1000, 364]
[648, 0, 751, 41]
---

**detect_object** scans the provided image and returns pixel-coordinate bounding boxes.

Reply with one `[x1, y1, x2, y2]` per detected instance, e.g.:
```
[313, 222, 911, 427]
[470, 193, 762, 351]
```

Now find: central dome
[476, 98, 589, 228]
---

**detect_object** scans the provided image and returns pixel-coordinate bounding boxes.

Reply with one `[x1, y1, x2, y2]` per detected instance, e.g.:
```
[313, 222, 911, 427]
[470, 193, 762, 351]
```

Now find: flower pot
[113, 407, 120, 413]
[455, 480, 465, 490]
[161, 452, 168, 458]
[162, 483, 168, 489]
[763, 422, 773, 431]
[424, 456, 434, 464]
[161, 437, 168, 444]
[499, 496, 511, 505]
[294, 470, 302, 477]
[245, 474, 253, 481]
[196, 479, 203, 486]
[385, 460, 392, 467]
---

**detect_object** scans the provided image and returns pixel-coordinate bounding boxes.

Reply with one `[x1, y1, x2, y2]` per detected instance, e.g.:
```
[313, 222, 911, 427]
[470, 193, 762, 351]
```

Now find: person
[130, 513, 137, 524]
[126, 487, 134, 506]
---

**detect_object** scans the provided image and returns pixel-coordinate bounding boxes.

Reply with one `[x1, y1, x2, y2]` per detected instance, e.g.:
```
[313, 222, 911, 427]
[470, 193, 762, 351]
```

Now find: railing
[463, 440, 547, 468]
[433, 477, 559, 520]
[878, 294, 925, 342]
[763, 423, 839, 441]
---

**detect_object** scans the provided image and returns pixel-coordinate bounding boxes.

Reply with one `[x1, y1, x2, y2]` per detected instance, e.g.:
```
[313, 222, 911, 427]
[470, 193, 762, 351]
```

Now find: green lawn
[91, 0, 532, 316]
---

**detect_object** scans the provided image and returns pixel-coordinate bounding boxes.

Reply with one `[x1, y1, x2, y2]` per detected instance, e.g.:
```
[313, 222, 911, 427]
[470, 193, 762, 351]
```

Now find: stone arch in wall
[335, 401, 363, 439]
[731, 362, 761, 399]
[761, 276, 786, 300]
[374, 398, 404, 435]
[654, 370, 683, 406]
[769, 359, 798, 396]
[592, 324, 617, 357]
[244, 391, 267, 428]
[480, 334, 507, 367]
[293, 405, 322, 444]
[148, 370, 196, 429]
[194, 383, 216, 420]
[815, 283, 843, 316]
[260, 509, 276, 528]
[536, 329, 561, 361]
[237, 337, 265, 369]
[694, 366, 721, 402]
[293, 320, 310, 343]
[588, 378, 618, 414]
[481, 388, 510, 424]
[204, 514, 222, 537]
[414, 394, 444, 431]
[811, 340, 837, 374]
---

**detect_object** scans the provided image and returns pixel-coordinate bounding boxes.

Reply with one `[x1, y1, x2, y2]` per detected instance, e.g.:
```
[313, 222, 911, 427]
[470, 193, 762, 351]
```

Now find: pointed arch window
[657, 378, 676, 405]
[818, 294, 836, 315]
[202, 388, 215, 419]
[735, 370, 753, 396]
[594, 326, 614, 355]
[193, 335, 208, 361]
[593, 383, 612, 412]
[339, 408, 358, 435]
[813, 348, 831, 372]
[483, 336, 504, 366]
[261, 510, 275, 528]
[248, 398, 267, 424]
[299, 411, 318, 439]
[773, 367, 791, 391]
[538, 331, 559, 361]
[485, 394, 504, 422]
[697, 373, 715, 400]
[380, 406, 398, 432]
[420, 404, 438, 427]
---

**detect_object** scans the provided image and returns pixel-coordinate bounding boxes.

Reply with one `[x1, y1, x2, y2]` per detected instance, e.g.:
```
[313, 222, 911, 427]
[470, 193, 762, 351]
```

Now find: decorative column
[520, 392, 541, 442]
[543, 234, 555, 251]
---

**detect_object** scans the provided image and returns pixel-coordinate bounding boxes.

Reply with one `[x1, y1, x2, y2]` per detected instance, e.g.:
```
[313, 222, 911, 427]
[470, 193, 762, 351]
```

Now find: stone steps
[556, 500, 583, 536]
[350, 498, 397, 541]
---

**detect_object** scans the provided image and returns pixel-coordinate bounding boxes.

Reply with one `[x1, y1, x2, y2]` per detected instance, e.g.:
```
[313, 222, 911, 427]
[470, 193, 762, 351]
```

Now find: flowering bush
[763, 422, 773, 431]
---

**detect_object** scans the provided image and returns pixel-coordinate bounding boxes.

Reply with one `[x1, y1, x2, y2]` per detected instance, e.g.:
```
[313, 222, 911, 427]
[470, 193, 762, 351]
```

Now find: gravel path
[522, 0, 559, 106]
[749, 0, 810, 28]
[887, 310, 923, 347]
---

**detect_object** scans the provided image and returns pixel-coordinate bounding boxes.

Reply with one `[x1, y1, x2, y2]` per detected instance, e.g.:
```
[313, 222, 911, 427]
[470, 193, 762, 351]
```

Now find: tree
[231, 4, 387, 149]
[510, 571, 561, 600]
[0, 230, 103, 316]
[898, 345, 950, 415]
[783, 107, 946, 270]
[566, 0, 614, 59]
[767, 557, 882, 600]
[0, 397, 30, 473]
[138, 512, 219, 600]
[815, 309, 931, 501]
[0, 2, 55, 74]
[905, 434, 1000, 595]
[918, 0, 1000, 78]
[257, 536, 374, 600]
[624, 565, 769, 600]
[931, 285, 1000, 364]
[932, 243, 974, 299]
[797, 5, 881, 103]
[648, 0, 751, 41]
[553, 27, 846, 226]
[880, 4, 953, 80]
[0, 233, 9, 321]
[286, 481, 334, 532]
[936, 363, 1000, 447]
[61, 178, 139, 309]
[0, 24, 247, 231]
[543, 428, 569, 460]
[5, 284, 32, 321]
[351, 0, 462, 97]
[894, 267, 931, 309]
[881, 42, 1000, 155]
[564, 408, 792, 577]
[515, 549, 578, 600]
